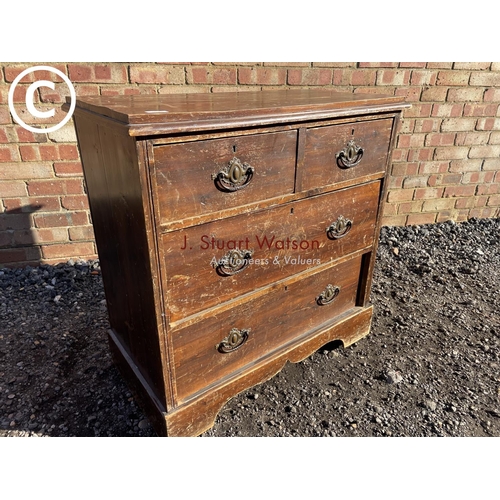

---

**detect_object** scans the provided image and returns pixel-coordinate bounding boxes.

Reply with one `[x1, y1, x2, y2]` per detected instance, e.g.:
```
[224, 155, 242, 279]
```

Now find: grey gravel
[0, 218, 499, 437]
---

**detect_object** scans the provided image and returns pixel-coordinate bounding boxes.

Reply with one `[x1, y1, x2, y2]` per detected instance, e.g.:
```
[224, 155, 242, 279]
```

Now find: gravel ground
[1, 218, 499, 437]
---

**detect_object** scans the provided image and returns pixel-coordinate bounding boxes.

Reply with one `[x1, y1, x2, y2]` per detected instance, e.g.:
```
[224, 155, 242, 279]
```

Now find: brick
[359, 63, 398, 68]
[454, 63, 491, 70]
[333, 69, 374, 86]
[68, 225, 95, 241]
[441, 173, 463, 184]
[0, 162, 53, 180]
[263, 62, 310, 67]
[376, 70, 410, 86]
[0, 128, 8, 143]
[387, 176, 404, 189]
[391, 149, 408, 162]
[312, 63, 356, 68]
[463, 104, 498, 117]
[33, 211, 88, 228]
[387, 189, 414, 202]
[399, 118, 415, 133]
[399, 63, 427, 68]
[469, 72, 500, 86]
[490, 131, 500, 144]
[0, 213, 33, 230]
[447, 88, 484, 102]
[431, 103, 463, 117]
[395, 87, 422, 102]
[288, 69, 333, 86]
[14, 126, 47, 143]
[404, 104, 432, 118]
[455, 197, 475, 209]
[436, 71, 470, 86]
[407, 213, 437, 225]
[4, 196, 60, 212]
[19, 145, 39, 161]
[443, 185, 476, 198]
[381, 215, 407, 226]
[476, 118, 500, 130]
[67, 64, 93, 82]
[38, 145, 59, 161]
[0, 247, 41, 265]
[61, 195, 89, 210]
[187, 67, 237, 85]
[407, 148, 434, 162]
[414, 118, 439, 133]
[484, 88, 500, 101]
[455, 132, 490, 146]
[41, 241, 95, 259]
[129, 65, 185, 84]
[449, 159, 482, 172]
[0, 180, 27, 197]
[0, 145, 19, 162]
[0, 107, 12, 125]
[441, 118, 476, 131]
[32, 227, 69, 244]
[238, 68, 286, 85]
[398, 201, 423, 213]
[414, 187, 445, 200]
[487, 195, 500, 206]
[426, 63, 453, 69]
[382, 203, 398, 216]
[476, 183, 500, 195]
[418, 161, 449, 174]
[0, 231, 13, 248]
[436, 210, 460, 223]
[462, 172, 495, 185]
[424, 133, 455, 146]
[100, 85, 158, 97]
[410, 70, 438, 86]
[397, 134, 425, 148]
[47, 124, 77, 143]
[422, 198, 456, 211]
[469, 145, 500, 158]
[483, 158, 500, 170]
[27, 179, 83, 196]
[53, 161, 83, 177]
[73, 84, 101, 96]
[402, 176, 428, 188]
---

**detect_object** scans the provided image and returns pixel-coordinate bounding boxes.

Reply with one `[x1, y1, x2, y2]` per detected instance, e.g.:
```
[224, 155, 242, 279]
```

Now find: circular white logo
[8, 65, 76, 134]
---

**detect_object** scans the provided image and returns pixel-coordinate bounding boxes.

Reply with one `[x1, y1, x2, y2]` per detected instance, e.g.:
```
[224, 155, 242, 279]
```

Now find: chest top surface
[71, 89, 409, 135]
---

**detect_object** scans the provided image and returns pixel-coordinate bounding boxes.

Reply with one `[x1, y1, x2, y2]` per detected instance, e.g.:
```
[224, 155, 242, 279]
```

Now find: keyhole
[233, 145, 237, 153]
[351, 128, 355, 135]
[290, 208, 294, 214]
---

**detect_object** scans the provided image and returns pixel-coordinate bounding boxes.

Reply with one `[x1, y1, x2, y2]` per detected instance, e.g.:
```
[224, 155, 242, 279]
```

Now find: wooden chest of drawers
[71, 90, 408, 436]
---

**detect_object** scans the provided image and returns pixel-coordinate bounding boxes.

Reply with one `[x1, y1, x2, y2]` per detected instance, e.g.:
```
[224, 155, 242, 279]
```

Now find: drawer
[297, 118, 393, 191]
[172, 255, 362, 402]
[162, 181, 380, 321]
[152, 130, 297, 224]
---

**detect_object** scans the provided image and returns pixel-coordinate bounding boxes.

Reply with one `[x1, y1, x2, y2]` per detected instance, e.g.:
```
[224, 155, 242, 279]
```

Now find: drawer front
[162, 181, 380, 321]
[152, 130, 297, 224]
[298, 118, 393, 191]
[172, 255, 362, 402]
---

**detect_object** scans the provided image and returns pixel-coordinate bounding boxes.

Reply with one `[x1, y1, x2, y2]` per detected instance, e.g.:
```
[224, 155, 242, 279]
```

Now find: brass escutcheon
[336, 139, 364, 168]
[212, 157, 254, 192]
[317, 284, 340, 305]
[217, 328, 250, 353]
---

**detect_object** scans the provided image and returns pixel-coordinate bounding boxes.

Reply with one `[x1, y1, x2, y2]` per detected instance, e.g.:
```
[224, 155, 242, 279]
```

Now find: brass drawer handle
[326, 215, 352, 239]
[336, 139, 364, 168]
[317, 284, 340, 305]
[216, 248, 253, 276]
[212, 157, 254, 192]
[217, 328, 250, 353]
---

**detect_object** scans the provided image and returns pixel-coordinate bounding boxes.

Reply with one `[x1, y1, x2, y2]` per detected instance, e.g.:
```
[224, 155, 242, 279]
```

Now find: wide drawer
[163, 181, 380, 321]
[152, 130, 297, 224]
[172, 254, 362, 402]
[297, 118, 393, 191]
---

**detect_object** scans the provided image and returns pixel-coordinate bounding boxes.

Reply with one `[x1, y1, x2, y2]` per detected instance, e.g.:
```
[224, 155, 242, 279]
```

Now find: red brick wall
[1, 62, 499, 266]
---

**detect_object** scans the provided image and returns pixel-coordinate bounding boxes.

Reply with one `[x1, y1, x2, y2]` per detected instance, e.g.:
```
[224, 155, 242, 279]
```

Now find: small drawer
[152, 130, 297, 224]
[297, 118, 393, 191]
[162, 181, 380, 321]
[171, 255, 362, 402]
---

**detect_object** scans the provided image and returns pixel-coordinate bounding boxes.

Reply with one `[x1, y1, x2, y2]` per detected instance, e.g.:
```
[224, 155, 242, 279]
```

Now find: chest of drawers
[71, 90, 408, 436]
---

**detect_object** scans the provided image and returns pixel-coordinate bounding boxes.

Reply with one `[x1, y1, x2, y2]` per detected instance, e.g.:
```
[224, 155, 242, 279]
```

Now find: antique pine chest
[71, 90, 408, 436]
